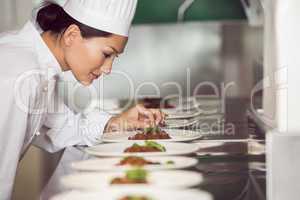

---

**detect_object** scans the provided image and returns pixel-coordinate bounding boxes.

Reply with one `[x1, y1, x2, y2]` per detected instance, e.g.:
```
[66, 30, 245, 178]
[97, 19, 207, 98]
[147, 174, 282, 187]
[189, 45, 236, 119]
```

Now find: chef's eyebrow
[110, 46, 123, 54]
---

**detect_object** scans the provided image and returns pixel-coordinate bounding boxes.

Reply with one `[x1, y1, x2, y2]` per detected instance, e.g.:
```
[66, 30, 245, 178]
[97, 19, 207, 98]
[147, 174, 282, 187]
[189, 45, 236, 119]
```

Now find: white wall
[0, 0, 34, 31]
[263, 0, 300, 132]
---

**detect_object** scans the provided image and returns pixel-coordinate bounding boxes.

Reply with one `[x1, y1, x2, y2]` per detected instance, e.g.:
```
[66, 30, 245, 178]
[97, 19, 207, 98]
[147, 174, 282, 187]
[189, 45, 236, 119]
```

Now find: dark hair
[36, 3, 111, 38]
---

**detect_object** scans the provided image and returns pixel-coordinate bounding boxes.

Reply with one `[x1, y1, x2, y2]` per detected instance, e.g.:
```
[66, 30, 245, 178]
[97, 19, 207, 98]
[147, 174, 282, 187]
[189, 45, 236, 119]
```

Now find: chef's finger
[149, 109, 163, 125]
[136, 104, 155, 125]
[128, 119, 151, 130]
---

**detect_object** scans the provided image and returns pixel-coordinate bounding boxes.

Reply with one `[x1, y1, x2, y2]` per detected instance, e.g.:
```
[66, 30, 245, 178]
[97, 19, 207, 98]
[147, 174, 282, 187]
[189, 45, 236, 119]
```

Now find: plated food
[116, 156, 160, 166]
[128, 127, 171, 140]
[56, 98, 218, 200]
[102, 129, 202, 143]
[50, 188, 213, 200]
[124, 141, 166, 153]
[60, 170, 203, 189]
[110, 169, 148, 185]
[140, 97, 175, 109]
[71, 156, 198, 171]
[119, 196, 151, 200]
[85, 141, 199, 157]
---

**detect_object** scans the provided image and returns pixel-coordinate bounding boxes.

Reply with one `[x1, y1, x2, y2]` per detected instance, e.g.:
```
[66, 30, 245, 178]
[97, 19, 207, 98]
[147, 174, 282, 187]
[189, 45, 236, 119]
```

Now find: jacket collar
[21, 21, 63, 79]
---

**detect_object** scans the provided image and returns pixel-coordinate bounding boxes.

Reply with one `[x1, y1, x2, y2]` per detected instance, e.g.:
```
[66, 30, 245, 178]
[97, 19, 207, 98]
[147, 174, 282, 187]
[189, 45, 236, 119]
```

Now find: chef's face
[62, 25, 128, 86]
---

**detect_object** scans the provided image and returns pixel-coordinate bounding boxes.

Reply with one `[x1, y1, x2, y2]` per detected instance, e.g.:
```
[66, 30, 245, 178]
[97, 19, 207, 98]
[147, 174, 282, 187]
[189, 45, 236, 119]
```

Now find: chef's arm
[33, 103, 112, 153]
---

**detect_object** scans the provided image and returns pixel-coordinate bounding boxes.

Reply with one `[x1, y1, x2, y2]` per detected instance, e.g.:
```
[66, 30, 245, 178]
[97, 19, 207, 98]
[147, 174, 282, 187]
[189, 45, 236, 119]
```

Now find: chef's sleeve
[33, 98, 112, 153]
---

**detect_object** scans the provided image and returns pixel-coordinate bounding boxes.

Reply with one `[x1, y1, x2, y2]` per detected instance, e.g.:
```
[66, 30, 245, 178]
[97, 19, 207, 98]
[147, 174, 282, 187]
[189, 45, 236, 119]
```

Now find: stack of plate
[53, 97, 216, 200]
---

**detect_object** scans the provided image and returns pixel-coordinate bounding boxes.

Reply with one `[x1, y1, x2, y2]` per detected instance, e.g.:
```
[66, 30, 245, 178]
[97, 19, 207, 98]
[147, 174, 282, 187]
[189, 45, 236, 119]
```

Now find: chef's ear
[61, 24, 83, 46]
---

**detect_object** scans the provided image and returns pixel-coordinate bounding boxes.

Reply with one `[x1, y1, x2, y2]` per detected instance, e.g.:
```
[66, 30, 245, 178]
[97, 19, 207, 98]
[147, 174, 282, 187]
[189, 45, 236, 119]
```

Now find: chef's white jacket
[0, 21, 112, 200]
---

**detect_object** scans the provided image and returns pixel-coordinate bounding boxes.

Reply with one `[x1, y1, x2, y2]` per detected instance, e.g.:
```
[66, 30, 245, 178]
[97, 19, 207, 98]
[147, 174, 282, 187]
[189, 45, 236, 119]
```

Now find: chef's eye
[103, 53, 111, 58]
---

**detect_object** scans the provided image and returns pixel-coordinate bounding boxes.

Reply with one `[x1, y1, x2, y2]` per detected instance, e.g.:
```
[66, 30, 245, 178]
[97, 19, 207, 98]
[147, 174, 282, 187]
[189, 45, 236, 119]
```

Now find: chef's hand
[104, 104, 166, 132]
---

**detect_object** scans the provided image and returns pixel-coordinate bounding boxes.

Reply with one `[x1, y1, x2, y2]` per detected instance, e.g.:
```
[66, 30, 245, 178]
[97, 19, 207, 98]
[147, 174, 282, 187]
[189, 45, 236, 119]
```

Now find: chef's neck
[41, 32, 69, 71]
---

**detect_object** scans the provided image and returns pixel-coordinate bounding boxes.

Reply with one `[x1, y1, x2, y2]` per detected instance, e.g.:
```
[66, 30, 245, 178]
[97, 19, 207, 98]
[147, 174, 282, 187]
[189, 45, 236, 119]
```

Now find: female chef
[0, 0, 164, 199]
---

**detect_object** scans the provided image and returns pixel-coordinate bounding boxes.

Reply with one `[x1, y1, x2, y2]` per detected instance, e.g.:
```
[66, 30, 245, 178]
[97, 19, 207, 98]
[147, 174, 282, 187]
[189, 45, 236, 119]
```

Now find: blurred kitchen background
[0, 0, 265, 199]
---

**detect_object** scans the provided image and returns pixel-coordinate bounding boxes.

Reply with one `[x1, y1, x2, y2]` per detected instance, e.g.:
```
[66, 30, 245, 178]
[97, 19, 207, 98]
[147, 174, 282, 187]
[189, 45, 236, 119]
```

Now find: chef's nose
[100, 65, 112, 75]
[100, 57, 114, 75]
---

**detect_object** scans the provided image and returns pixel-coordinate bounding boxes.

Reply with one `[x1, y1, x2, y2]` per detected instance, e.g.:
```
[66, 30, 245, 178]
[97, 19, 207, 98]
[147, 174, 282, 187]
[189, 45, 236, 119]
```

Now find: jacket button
[43, 86, 48, 92]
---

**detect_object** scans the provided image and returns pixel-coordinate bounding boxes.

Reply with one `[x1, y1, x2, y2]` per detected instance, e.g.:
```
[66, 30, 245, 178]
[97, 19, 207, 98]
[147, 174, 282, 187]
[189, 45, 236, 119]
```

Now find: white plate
[85, 142, 199, 157]
[163, 108, 202, 119]
[51, 188, 213, 200]
[71, 156, 198, 171]
[101, 129, 203, 143]
[164, 118, 199, 128]
[60, 170, 203, 190]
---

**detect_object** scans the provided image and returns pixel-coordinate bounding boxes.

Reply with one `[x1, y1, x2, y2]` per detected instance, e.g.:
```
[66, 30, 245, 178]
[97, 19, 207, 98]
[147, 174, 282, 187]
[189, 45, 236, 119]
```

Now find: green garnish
[144, 127, 152, 133]
[166, 160, 175, 165]
[126, 168, 148, 181]
[122, 196, 152, 200]
[144, 141, 166, 152]
[144, 126, 160, 134]
[132, 143, 141, 148]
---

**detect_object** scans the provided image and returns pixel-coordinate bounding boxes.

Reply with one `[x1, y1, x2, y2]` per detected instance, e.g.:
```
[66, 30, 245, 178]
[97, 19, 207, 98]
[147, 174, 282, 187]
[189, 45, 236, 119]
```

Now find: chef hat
[63, 0, 138, 37]
[34, 0, 138, 37]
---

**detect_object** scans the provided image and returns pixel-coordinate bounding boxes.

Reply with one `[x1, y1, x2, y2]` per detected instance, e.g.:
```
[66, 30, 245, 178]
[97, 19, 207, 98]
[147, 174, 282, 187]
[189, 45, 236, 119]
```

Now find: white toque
[33, 0, 138, 36]
[62, 0, 138, 37]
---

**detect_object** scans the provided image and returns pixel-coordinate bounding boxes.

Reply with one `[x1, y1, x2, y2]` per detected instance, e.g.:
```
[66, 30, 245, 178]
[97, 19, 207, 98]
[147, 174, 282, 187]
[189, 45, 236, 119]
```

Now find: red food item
[128, 129, 171, 140]
[119, 196, 150, 200]
[124, 145, 162, 153]
[141, 98, 175, 109]
[116, 156, 160, 166]
[110, 177, 147, 185]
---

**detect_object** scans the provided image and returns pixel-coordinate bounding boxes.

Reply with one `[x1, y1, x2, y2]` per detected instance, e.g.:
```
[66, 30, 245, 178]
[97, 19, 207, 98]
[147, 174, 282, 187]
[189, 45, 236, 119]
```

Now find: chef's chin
[79, 79, 93, 86]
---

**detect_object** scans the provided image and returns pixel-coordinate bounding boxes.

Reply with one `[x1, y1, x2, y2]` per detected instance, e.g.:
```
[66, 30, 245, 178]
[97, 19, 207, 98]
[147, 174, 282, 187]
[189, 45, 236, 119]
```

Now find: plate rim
[85, 142, 200, 157]
[71, 156, 199, 171]
[50, 187, 213, 200]
[101, 129, 203, 143]
[60, 170, 203, 190]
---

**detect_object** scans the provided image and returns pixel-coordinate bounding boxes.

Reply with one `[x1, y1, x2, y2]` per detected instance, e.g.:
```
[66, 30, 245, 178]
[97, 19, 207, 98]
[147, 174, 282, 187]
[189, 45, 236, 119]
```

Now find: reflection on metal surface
[177, 0, 195, 21]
